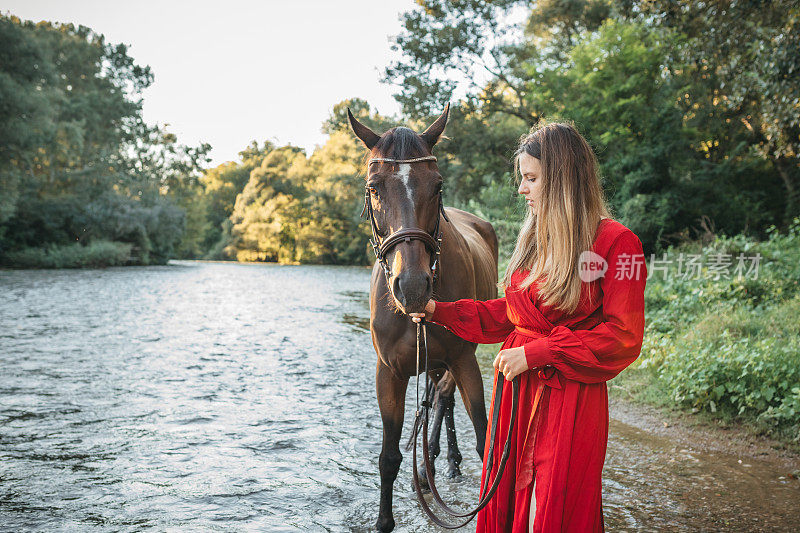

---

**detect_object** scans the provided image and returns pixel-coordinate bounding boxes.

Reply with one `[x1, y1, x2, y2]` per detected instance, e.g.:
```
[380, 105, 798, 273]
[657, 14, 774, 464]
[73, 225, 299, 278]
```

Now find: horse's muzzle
[392, 270, 432, 314]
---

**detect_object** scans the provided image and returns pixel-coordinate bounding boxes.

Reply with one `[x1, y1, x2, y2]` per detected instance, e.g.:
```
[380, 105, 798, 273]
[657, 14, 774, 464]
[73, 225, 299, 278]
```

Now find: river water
[1, 262, 797, 532]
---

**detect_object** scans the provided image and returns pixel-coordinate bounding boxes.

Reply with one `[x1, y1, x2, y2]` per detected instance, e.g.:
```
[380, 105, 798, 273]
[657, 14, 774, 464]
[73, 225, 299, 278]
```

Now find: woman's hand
[493, 346, 528, 381]
[409, 300, 436, 323]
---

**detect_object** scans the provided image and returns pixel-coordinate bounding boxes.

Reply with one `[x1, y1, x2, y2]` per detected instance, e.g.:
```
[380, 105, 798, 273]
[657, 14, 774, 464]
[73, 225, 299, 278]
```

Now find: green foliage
[435, 106, 527, 205]
[644, 219, 800, 334]
[385, 1, 799, 253]
[548, 19, 692, 247]
[634, 1, 800, 222]
[464, 177, 522, 255]
[3, 240, 132, 268]
[638, 218, 800, 440]
[194, 141, 274, 257]
[222, 131, 372, 264]
[0, 15, 208, 267]
[0, 17, 54, 229]
[656, 307, 800, 440]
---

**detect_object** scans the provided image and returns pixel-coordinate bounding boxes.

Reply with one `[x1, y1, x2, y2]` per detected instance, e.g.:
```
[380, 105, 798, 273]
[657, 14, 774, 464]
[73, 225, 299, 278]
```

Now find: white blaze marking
[398, 163, 413, 203]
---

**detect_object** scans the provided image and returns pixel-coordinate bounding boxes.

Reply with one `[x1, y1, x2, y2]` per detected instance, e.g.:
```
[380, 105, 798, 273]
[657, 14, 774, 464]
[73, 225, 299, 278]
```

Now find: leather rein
[360, 156, 449, 283]
[363, 156, 518, 527]
[412, 321, 520, 529]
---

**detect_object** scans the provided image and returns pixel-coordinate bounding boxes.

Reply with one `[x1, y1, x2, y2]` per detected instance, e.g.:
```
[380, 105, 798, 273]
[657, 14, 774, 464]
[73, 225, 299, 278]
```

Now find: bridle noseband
[361, 155, 450, 283]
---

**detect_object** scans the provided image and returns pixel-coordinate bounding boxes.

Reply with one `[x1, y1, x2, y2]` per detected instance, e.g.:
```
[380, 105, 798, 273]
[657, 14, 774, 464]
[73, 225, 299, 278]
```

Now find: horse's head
[348, 105, 450, 315]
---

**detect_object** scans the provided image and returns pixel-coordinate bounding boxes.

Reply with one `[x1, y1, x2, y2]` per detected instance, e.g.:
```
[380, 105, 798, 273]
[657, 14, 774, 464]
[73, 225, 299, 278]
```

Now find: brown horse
[348, 105, 499, 532]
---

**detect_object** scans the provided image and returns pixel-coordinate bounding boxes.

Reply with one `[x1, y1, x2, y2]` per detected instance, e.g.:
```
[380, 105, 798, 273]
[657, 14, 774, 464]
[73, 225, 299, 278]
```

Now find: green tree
[0, 15, 209, 265]
[301, 131, 371, 263]
[220, 101, 388, 265]
[0, 16, 57, 231]
[225, 146, 307, 262]
[196, 141, 274, 257]
[628, 0, 800, 222]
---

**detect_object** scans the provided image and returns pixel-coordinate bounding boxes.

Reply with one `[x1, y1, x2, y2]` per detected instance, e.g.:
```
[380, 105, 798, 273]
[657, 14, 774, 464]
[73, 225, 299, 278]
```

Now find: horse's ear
[420, 103, 450, 150]
[347, 108, 380, 150]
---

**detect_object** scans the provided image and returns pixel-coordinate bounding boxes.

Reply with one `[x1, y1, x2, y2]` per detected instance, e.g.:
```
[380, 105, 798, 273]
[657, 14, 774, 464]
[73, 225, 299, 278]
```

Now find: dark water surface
[1, 262, 797, 532]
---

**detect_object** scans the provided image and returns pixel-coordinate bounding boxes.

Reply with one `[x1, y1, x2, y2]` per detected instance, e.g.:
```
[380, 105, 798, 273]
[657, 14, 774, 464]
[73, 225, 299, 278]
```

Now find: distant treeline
[0, 15, 210, 267]
[1, 2, 798, 267]
[186, 106, 394, 265]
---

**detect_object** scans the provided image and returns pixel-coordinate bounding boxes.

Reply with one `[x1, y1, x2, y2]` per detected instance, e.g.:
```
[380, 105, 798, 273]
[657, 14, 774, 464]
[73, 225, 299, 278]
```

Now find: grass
[1, 240, 133, 269]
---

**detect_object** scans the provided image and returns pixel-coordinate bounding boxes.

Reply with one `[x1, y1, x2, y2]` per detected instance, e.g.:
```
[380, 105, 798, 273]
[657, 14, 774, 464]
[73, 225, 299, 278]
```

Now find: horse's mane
[461, 225, 498, 301]
[366, 127, 429, 170]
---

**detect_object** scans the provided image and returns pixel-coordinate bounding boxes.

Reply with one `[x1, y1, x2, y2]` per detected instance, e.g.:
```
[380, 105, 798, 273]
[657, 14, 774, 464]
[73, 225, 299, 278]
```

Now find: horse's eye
[434, 183, 443, 194]
[367, 186, 378, 196]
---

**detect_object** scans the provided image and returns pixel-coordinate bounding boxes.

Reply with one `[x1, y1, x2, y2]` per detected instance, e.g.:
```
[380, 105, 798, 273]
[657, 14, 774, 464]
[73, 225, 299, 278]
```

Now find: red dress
[430, 218, 647, 532]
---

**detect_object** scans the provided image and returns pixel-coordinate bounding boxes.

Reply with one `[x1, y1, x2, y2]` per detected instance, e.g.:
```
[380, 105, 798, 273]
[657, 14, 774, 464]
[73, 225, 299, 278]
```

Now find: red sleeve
[522, 230, 647, 383]
[430, 297, 514, 344]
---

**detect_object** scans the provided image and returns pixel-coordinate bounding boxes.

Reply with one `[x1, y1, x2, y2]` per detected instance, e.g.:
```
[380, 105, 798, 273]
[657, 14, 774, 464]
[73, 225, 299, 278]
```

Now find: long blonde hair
[502, 121, 612, 314]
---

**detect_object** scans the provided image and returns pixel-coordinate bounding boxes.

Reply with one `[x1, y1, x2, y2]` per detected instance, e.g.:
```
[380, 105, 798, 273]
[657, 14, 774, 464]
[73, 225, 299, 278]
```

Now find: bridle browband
[361, 155, 450, 283]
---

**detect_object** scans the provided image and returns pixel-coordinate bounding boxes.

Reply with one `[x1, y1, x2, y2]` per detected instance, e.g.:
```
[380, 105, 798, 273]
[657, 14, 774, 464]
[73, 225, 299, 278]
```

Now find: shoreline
[605, 391, 800, 531]
[608, 388, 800, 473]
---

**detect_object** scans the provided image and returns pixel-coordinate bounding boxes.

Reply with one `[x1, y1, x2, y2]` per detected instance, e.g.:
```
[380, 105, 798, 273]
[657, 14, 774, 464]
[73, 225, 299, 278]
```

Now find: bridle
[360, 155, 450, 283]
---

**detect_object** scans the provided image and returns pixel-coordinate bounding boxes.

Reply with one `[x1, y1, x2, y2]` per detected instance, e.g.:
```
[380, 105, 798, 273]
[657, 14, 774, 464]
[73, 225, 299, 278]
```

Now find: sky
[4, 0, 415, 167]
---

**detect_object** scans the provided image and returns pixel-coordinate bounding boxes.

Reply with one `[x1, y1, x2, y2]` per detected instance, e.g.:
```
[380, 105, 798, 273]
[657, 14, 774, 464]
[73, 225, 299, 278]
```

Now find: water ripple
[1, 262, 797, 532]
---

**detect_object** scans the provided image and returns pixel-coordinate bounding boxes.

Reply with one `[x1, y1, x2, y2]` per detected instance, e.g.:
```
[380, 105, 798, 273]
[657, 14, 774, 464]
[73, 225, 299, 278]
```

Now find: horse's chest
[371, 324, 446, 376]
[371, 323, 417, 356]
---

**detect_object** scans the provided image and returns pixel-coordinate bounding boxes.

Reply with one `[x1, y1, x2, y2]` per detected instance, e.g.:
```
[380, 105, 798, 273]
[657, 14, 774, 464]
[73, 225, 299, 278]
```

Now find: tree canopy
[3, 3, 797, 266]
[0, 15, 209, 265]
[383, 0, 799, 252]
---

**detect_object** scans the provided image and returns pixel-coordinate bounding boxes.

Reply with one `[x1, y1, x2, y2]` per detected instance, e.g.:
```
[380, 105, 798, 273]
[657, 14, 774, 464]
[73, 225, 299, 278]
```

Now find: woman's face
[517, 152, 543, 213]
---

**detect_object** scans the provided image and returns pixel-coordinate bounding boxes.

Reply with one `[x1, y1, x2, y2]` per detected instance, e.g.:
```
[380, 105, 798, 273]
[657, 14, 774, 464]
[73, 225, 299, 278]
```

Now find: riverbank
[613, 366, 800, 453]
[0, 241, 158, 269]
[607, 381, 800, 532]
[609, 380, 800, 473]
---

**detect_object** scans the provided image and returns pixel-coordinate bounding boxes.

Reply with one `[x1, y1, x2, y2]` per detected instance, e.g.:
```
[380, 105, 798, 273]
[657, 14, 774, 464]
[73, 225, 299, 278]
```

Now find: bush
[655, 299, 800, 440]
[2, 240, 133, 268]
[636, 217, 800, 440]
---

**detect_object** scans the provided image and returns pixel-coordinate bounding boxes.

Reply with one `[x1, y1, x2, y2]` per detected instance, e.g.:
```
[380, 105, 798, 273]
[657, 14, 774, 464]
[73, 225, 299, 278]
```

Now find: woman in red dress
[410, 122, 647, 532]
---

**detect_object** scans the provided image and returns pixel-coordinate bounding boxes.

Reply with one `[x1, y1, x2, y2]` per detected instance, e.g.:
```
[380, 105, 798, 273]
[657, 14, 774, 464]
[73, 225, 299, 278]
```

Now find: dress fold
[429, 219, 646, 532]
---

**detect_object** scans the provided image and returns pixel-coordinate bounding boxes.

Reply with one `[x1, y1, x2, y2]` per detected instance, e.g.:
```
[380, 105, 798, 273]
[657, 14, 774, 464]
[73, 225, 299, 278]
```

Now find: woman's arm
[522, 230, 647, 384]
[423, 296, 514, 344]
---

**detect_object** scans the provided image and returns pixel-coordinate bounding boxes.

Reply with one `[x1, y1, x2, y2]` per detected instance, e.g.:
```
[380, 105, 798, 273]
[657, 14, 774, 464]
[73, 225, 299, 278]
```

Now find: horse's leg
[418, 386, 446, 489]
[375, 362, 407, 533]
[436, 372, 463, 478]
[448, 352, 488, 460]
[442, 389, 463, 478]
